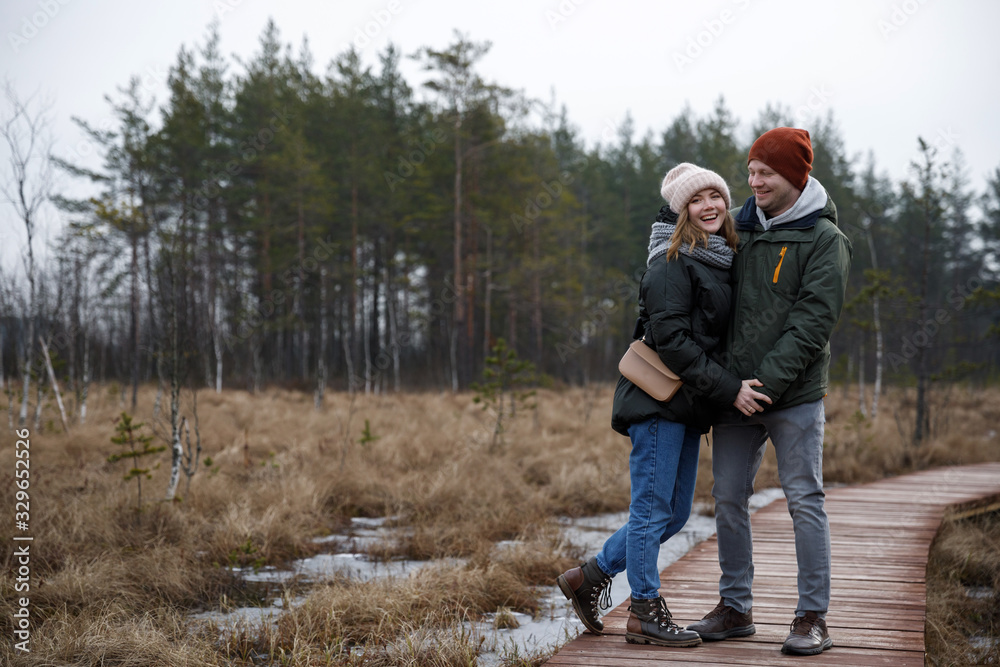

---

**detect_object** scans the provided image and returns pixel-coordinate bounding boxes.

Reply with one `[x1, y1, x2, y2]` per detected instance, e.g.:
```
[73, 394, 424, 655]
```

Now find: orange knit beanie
[747, 127, 813, 191]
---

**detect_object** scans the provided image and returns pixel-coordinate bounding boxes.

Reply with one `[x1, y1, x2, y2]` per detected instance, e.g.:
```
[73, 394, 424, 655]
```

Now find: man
[686, 127, 853, 656]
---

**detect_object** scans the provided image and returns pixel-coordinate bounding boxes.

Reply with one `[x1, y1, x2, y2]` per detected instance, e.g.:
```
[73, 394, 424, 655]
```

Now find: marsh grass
[14, 605, 222, 666]
[1, 383, 997, 665]
[925, 510, 1000, 665]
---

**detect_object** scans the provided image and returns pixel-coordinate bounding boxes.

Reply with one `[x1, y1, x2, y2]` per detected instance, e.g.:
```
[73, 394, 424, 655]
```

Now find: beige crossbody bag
[618, 338, 683, 402]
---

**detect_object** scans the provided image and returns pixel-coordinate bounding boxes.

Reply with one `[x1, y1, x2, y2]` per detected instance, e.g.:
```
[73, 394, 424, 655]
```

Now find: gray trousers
[711, 399, 830, 617]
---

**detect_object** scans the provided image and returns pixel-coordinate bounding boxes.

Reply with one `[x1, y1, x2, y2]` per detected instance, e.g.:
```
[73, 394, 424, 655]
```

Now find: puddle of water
[970, 634, 1000, 650]
[190, 603, 283, 628]
[192, 490, 784, 662]
[966, 585, 995, 600]
[968, 633, 1000, 665]
[239, 552, 426, 584]
[470, 599, 581, 666]
[476, 487, 784, 663]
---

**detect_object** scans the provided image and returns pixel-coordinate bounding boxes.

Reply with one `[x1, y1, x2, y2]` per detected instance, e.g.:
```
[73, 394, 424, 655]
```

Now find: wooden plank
[547, 635, 925, 666]
[663, 602, 927, 624]
[601, 610, 925, 636]
[546, 462, 1000, 666]
[595, 623, 925, 652]
[661, 589, 928, 608]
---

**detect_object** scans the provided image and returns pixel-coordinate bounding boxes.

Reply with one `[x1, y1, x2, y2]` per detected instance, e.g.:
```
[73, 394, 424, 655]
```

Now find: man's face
[747, 159, 800, 217]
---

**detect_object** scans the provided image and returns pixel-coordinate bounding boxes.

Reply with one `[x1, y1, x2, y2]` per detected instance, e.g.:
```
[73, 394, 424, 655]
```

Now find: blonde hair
[665, 196, 739, 262]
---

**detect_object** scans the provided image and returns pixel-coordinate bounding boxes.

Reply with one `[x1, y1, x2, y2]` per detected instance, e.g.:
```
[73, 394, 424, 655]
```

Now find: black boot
[556, 556, 612, 634]
[781, 611, 833, 655]
[626, 596, 702, 647]
[686, 598, 755, 641]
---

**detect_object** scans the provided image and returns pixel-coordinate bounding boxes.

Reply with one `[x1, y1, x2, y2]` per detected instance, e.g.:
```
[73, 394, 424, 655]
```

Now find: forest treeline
[3, 22, 1000, 430]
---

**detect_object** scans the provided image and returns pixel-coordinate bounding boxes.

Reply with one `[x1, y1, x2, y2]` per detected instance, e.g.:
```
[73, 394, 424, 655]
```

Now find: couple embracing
[557, 127, 853, 657]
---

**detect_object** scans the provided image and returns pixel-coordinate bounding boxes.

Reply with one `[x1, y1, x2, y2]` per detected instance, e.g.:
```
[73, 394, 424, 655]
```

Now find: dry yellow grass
[925, 511, 1000, 665]
[1, 382, 997, 665]
[13, 605, 222, 667]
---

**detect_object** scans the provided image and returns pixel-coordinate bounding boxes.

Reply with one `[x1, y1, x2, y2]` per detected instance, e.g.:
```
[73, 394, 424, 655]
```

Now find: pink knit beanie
[660, 163, 732, 214]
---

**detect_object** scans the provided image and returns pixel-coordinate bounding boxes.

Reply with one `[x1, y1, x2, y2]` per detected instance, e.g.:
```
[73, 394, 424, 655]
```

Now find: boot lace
[589, 572, 613, 614]
[651, 597, 683, 631]
[703, 599, 729, 620]
[789, 613, 819, 636]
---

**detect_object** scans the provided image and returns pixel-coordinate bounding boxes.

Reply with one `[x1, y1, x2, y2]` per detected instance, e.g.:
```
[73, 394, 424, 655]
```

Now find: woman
[557, 163, 771, 647]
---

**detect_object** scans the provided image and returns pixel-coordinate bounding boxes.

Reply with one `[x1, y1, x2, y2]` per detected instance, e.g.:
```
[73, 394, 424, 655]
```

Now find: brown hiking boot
[685, 598, 755, 641]
[625, 596, 702, 647]
[556, 557, 612, 634]
[781, 611, 833, 655]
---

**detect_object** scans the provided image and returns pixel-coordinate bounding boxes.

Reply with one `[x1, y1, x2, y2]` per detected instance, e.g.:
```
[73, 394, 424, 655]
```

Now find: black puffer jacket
[611, 251, 743, 435]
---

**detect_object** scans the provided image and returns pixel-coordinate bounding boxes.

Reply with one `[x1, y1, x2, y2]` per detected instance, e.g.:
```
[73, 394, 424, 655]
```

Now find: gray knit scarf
[647, 222, 734, 269]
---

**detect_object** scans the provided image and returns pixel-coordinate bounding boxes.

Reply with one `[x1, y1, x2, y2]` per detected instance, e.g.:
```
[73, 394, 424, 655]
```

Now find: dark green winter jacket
[723, 195, 853, 412]
[611, 252, 744, 435]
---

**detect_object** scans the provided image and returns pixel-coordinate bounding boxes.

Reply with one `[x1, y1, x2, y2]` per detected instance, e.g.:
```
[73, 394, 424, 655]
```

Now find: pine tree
[413, 32, 513, 389]
[907, 138, 948, 446]
[108, 412, 166, 514]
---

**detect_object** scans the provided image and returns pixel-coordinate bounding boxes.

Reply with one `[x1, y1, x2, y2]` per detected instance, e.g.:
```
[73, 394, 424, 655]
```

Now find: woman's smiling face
[687, 188, 726, 234]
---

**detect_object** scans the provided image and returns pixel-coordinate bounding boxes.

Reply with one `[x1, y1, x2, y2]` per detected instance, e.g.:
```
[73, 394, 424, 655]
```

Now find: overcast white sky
[2, 0, 999, 269]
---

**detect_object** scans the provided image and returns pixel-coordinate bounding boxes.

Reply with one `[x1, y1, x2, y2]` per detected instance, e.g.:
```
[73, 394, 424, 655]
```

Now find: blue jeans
[595, 416, 701, 599]
[711, 399, 830, 617]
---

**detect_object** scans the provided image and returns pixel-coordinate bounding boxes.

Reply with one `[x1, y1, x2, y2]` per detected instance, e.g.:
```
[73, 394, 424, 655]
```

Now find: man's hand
[734, 379, 772, 415]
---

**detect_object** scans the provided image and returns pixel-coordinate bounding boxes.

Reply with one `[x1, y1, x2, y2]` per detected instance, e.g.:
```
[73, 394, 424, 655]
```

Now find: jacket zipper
[729, 234, 754, 374]
[772, 246, 787, 284]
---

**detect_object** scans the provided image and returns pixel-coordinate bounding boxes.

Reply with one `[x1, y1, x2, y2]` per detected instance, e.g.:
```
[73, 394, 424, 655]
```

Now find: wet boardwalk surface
[546, 462, 1000, 666]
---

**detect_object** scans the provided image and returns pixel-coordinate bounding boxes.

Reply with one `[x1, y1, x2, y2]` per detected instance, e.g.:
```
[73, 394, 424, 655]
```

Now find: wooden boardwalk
[547, 462, 1000, 666]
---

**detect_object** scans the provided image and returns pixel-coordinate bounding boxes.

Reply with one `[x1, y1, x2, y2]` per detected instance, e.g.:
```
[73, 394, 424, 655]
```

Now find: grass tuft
[925, 510, 1000, 665]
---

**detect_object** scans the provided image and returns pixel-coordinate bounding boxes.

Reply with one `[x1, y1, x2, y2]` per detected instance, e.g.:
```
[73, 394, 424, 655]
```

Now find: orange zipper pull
[773, 246, 787, 283]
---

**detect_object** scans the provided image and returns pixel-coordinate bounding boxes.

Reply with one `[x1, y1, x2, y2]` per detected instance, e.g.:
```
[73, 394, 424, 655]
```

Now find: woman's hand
[734, 379, 772, 416]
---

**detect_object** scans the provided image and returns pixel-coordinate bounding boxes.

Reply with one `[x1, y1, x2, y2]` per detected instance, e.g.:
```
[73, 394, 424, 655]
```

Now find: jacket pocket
[764, 243, 801, 299]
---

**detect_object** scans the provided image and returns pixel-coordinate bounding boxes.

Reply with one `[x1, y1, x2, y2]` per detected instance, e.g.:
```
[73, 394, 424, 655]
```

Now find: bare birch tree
[862, 219, 884, 419]
[0, 81, 54, 426]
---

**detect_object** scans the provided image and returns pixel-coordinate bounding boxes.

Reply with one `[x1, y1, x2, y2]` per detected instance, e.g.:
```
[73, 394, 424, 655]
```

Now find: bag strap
[632, 317, 645, 341]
